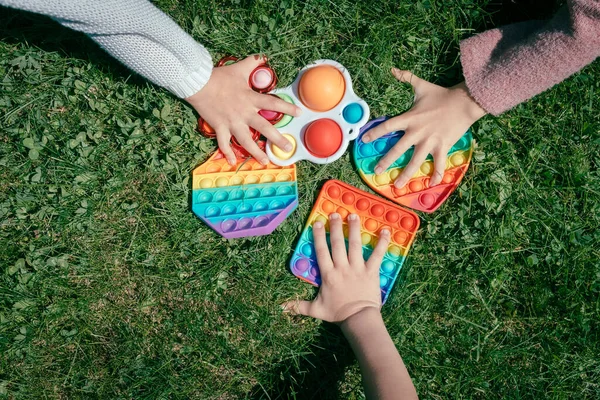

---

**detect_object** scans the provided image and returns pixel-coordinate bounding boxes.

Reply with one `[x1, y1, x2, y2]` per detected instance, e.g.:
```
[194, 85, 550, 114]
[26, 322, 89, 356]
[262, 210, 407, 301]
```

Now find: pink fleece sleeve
[460, 0, 600, 116]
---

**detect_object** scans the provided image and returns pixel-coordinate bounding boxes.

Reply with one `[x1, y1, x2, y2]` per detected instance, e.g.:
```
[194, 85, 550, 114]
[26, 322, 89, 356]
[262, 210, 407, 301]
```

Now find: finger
[430, 146, 448, 187]
[215, 128, 236, 165]
[373, 132, 415, 174]
[347, 214, 363, 262]
[232, 125, 268, 165]
[236, 54, 268, 73]
[391, 68, 427, 89]
[362, 114, 410, 143]
[366, 228, 391, 270]
[313, 220, 334, 274]
[393, 144, 430, 189]
[249, 114, 293, 152]
[281, 300, 312, 317]
[328, 213, 347, 265]
[256, 93, 302, 117]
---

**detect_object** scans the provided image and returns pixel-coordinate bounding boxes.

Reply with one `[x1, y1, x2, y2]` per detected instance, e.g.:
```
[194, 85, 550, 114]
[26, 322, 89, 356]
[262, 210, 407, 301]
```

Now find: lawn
[1, 0, 599, 398]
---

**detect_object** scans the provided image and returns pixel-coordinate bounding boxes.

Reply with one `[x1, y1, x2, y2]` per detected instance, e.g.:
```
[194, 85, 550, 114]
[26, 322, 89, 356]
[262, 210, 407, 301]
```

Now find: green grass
[1, 0, 599, 398]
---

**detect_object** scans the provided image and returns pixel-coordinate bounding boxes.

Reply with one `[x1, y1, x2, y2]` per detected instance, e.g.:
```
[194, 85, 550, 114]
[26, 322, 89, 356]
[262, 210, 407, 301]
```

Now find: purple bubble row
[218, 214, 274, 233]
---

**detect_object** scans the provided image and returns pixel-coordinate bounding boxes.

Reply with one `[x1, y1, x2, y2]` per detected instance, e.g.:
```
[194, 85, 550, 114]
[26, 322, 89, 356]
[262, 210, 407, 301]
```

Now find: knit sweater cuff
[172, 64, 213, 99]
[459, 31, 506, 116]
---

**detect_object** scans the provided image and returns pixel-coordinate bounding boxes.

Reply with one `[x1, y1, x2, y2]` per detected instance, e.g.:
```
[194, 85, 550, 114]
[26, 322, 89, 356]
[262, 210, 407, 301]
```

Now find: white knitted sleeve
[1, 0, 213, 98]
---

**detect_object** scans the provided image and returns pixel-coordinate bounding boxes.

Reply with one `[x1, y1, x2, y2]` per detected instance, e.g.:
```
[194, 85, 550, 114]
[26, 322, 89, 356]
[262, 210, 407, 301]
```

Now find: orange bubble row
[309, 180, 419, 249]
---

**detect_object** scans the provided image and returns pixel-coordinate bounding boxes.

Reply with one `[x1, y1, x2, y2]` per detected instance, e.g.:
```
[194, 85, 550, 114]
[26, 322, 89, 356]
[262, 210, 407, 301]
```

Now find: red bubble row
[315, 180, 419, 237]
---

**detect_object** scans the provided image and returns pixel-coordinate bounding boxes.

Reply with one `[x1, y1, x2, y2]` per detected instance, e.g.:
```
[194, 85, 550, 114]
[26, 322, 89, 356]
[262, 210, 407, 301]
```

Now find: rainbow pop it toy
[290, 180, 420, 303]
[353, 116, 474, 213]
[192, 143, 298, 239]
[266, 60, 370, 166]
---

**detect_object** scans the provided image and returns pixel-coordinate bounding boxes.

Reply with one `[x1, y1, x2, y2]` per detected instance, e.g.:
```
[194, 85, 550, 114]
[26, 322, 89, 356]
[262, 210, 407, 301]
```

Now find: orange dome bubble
[342, 192, 355, 205]
[370, 204, 385, 217]
[303, 119, 343, 158]
[322, 200, 336, 214]
[365, 218, 378, 232]
[298, 65, 346, 111]
[385, 210, 399, 223]
[442, 172, 454, 184]
[327, 185, 341, 198]
[356, 199, 370, 211]
[400, 216, 416, 230]
[336, 207, 349, 219]
[394, 231, 409, 245]
[409, 180, 423, 192]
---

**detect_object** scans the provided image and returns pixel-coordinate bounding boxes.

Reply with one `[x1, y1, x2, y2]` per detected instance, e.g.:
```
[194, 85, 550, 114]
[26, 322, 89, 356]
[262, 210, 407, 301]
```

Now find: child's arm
[0, 0, 300, 165]
[285, 213, 418, 399]
[363, 0, 600, 189]
[341, 308, 418, 400]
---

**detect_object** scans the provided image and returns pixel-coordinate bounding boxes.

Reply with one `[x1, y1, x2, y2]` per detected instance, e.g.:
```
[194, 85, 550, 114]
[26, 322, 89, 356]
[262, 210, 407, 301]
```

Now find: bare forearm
[340, 308, 418, 400]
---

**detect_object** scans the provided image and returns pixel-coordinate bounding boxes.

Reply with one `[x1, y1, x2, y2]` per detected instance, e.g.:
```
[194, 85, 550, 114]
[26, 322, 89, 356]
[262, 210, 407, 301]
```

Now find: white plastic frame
[266, 60, 370, 166]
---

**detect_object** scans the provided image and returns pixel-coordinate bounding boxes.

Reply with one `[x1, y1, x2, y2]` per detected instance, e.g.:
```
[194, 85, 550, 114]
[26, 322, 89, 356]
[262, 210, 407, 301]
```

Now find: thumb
[391, 68, 427, 91]
[237, 54, 268, 73]
[281, 300, 315, 318]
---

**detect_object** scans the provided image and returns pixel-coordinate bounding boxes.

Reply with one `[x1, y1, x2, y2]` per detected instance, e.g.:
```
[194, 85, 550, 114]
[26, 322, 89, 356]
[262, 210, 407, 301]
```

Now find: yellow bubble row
[192, 168, 296, 190]
[308, 212, 411, 257]
[367, 150, 471, 188]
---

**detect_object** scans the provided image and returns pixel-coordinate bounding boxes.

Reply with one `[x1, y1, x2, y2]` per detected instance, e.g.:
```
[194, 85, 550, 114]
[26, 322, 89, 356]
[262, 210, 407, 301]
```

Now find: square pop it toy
[192, 143, 298, 239]
[266, 60, 370, 166]
[290, 180, 420, 304]
[353, 116, 474, 213]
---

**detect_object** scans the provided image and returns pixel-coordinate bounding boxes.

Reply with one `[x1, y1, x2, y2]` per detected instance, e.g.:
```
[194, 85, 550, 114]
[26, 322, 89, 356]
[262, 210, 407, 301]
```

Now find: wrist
[452, 81, 487, 122]
[340, 306, 383, 336]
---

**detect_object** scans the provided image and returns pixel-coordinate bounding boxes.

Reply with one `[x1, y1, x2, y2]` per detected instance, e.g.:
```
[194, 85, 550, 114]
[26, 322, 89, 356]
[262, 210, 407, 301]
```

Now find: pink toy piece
[251, 67, 274, 90]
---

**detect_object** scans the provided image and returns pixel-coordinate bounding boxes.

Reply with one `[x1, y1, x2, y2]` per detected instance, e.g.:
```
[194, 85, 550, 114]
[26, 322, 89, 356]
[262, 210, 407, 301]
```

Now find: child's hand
[362, 69, 486, 188]
[284, 212, 391, 323]
[186, 55, 302, 165]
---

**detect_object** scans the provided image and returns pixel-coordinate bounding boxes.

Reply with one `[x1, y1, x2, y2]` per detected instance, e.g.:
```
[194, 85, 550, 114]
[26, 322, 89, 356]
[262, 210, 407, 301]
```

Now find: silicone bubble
[270, 134, 297, 161]
[298, 65, 345, 112]
[191, 142, 299, 239]
[303, 119, 343, 158]
[251, 66, 275, 90]
[290, 180, 420, 304]
[343, 103, 364, 124]
[353, 116, 474, 213]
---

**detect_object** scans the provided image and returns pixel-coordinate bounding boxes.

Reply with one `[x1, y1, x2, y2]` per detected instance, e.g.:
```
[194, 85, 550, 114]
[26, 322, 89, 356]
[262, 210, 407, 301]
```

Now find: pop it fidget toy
[290, 180, 420, 304]
[353, 116, 474, 213]
[192, 142, 298, 239]
[266, 60, 370, 166]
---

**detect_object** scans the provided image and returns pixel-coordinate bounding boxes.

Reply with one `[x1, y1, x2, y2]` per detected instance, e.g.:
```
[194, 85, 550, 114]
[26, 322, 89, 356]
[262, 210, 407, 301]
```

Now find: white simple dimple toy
[266, 60, 370, 166]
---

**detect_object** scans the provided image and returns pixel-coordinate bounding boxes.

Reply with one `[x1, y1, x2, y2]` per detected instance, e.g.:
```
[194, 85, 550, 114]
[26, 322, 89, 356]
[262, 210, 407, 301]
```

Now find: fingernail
[375, 166, 383, 175]
[391, 68, 400, 74]
[394, 180, 406, 189]
[295, 107, 302, 116]
[284, 143, 293, 152]
[348, 213, 357, 221]
[314, 221, 323, 229]
[329, 213, 340, 220]
[260, 158, 269, 165]
[381, 229, 390, 236]
[362, 135, 371, 143]
[228, 158, 236, 165]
